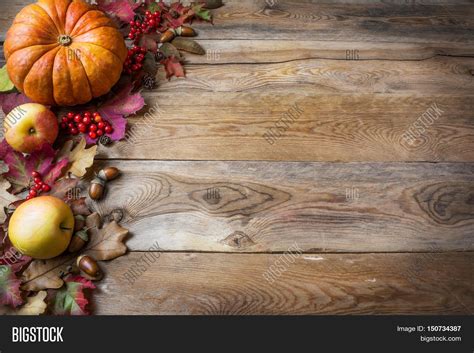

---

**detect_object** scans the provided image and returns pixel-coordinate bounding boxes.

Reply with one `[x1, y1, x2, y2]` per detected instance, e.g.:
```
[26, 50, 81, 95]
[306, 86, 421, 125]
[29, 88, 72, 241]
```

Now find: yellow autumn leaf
[58, 138, 97, 177]
[0, 177, 20, 223]
[16, 291, 48, 315]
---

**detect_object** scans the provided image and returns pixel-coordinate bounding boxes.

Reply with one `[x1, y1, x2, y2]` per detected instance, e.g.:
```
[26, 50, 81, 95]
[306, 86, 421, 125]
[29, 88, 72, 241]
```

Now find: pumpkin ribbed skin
[4, 0, 127, 106]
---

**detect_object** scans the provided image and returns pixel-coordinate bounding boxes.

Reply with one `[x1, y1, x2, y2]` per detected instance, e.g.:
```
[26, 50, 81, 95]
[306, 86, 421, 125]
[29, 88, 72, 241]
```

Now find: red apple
[3, 103, 58, 153]
[8, 196, 74, 259]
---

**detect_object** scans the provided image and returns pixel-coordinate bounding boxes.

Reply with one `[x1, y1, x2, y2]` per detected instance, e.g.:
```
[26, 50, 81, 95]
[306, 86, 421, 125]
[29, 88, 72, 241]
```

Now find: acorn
[76, 255, 101, 278]
[176, 26, 196, 37]
[68, 229, 89, 252]
[74, 215, 86, 232]
[159, 29, 176, 43]
[89, 177, 105, 200]
[98, 167, 120, 181]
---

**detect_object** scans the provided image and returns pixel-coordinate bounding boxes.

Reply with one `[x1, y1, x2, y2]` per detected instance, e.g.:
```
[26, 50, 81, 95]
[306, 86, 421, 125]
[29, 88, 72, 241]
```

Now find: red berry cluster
[60, 111, 114, 140]
[27, 171, 51, 200]
[123, 46, 147, 74]
[128, 11, 161, 42]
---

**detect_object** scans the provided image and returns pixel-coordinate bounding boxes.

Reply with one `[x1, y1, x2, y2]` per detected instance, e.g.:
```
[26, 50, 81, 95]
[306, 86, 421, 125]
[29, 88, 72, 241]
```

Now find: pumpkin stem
[58, 34, 72, 46]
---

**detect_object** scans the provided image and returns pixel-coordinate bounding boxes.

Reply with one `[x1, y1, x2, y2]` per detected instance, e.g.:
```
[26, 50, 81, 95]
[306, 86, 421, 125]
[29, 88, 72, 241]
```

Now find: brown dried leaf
[16, 291, 48, 315]
[84, 213, 128, 261]
[57, 138, 97, 178]
[20, 213, 128, 290]
[21, 257, 72, 291]
[0, 177, 20, 224]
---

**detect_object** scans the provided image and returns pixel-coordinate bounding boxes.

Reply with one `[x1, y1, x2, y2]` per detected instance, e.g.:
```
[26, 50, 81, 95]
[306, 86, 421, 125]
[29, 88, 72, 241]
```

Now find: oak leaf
[16, 291, 47, 315]
[49, 275, 95, 316]
[0, 265, 23, 307]
[57, 138, 97, 178]
[0, 177, 19, 224]
[20, 213, 128, 291]
[162, 56, 185, 80]
[84, 213, 128, 261]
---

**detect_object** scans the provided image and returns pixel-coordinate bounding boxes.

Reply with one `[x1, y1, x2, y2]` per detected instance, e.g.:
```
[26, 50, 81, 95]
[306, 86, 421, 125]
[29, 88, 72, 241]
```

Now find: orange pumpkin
[4, 0, 127, 106]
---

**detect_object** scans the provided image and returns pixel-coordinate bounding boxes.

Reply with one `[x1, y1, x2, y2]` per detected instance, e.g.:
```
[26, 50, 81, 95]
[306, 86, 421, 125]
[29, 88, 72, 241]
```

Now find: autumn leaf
[0, 177, 19, 224]
[21, 257, 69, 291]
[0, 66, 14, 92]
[192, 4, 212, 22]
[0, 233, 31, 274]
[162, 56, 185, 79]
[85, 83, 145, 144]
[0, 265, 23, 307]
[16, 291, 47, 315]
[47, 178, 80, 200]
[57, 138, 97, 178]
[84, 213, 128, 261]
[50, 275, 95, 315]
[96, 0, 141, 23]
[2, 142, 68, 194]
[0, 92, 32, 114]
[21, 213, 127, 291]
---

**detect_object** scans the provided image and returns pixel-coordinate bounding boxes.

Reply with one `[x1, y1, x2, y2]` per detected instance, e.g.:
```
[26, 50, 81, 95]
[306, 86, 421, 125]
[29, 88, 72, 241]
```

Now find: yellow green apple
[3, 103, 58, 154]
[8, 196, 74, 259]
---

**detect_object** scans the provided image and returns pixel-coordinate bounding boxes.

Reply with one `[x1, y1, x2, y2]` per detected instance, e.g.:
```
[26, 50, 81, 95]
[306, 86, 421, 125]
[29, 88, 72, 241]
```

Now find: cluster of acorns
[26, 171, 51, 200]
[68, 166, 121, 280]
[88, 166, 120, 200]
[60, 111, 114, 140]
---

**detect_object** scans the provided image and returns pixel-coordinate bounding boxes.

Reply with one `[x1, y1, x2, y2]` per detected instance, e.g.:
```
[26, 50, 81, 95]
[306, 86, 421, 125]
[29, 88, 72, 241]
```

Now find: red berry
[84, 111, 92, 117]
[32, 171, 41, 178]
[89, 131, 97, 139]
[33, 177, 42, 184]
[42, 184, 51, 192]
[26, 195, 32, 200]
[71, 128, 79, 135]
[82, 116, 91, 125]
[89, 124, 98, 132]
[148, 19, 156, 27]
[67, 112, 74, 118]
[97, 122, 105, 129]
[74, 114, 82, 123]
[78, 123, 87, 133]
[68, 122, 75, 129]
[61, 116, 68, 123]
[128, 34, 135, 39]
[29, 190, 37, 197]
[93, 112, 100, 117]
[61, 122, 67, 129]
[105, 126, 113, 134]
[97, 129, 104, 136]
[94, 116, 102, 123]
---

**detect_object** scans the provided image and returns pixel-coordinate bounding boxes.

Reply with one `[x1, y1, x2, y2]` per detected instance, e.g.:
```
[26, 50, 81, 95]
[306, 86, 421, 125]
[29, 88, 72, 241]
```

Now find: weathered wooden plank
[95, 56, 474, 162]
[174, 40, 474, 64]
[94, 252, 474, 314]
[1, 0, 473, 44]
[88, 161, 474, 252]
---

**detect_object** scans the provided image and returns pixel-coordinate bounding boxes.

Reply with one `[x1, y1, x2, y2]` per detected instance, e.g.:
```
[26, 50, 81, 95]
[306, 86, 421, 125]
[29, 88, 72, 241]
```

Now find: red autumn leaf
[2, 142, 68, 194]
[0, 92, 32, 114]
[162, 56, 185, 79]
[49, 275, 95, 315]
[85, 83, 145, 144]
[96, 0, 141, 23]
[0, 265, 23, 308]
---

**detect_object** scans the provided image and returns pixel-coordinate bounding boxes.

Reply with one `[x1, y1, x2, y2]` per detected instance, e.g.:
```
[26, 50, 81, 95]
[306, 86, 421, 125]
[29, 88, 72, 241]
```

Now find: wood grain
[1, 0, 474, 44]
[87, 161, 474, 252]
[93, 252, 474, 314]
[97, 56, 474, 161]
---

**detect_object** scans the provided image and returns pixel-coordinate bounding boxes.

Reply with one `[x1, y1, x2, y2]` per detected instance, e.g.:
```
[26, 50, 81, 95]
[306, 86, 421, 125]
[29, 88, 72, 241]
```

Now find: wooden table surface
[1, 0, 473, 314]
